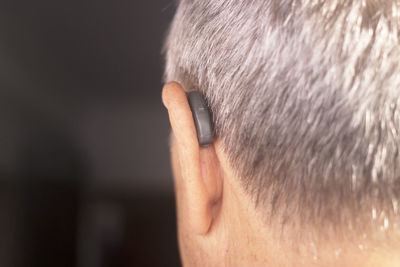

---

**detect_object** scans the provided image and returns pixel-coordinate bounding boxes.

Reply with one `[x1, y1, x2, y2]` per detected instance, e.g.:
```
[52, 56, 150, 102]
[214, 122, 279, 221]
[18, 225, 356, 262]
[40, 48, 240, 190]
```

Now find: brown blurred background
[0, 1, 180, 266]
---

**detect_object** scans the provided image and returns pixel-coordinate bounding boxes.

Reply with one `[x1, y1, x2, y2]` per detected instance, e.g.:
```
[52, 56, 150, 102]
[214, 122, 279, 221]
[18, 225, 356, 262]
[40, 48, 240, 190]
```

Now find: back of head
[164, 0, 400, 259]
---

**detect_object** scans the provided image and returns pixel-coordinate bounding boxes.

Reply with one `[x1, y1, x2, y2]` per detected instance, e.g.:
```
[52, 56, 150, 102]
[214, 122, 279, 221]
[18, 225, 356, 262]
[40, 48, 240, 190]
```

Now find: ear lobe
[162, 82, 223, 235]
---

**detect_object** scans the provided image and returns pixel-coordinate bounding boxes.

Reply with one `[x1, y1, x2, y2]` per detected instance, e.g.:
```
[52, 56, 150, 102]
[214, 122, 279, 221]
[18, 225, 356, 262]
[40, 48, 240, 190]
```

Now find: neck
[220, 179, 400, 266]
[215, 141, 400, 267]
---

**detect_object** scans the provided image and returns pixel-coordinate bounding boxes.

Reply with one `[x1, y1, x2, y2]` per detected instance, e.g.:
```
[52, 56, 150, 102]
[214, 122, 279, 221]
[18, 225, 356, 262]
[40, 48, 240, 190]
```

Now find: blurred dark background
[0, 1, 180, 266]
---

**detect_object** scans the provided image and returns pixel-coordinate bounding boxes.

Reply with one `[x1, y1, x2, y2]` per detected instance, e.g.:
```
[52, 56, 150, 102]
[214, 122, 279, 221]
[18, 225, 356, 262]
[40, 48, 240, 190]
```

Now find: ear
[162, 82, 223, 235]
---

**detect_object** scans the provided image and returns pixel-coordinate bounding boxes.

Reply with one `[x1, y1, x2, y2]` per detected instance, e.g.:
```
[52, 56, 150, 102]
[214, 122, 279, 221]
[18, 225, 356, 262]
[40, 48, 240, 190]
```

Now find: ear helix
[187, 91, 214, 147]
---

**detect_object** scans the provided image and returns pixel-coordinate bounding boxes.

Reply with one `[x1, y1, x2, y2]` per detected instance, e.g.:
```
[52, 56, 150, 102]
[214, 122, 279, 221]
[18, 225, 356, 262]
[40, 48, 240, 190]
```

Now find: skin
[162, 81, 400, 267]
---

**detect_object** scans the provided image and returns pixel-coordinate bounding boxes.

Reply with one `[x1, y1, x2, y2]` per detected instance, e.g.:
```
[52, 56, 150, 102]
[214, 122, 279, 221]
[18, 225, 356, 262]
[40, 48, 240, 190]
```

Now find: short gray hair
[164, 0, 400, 238]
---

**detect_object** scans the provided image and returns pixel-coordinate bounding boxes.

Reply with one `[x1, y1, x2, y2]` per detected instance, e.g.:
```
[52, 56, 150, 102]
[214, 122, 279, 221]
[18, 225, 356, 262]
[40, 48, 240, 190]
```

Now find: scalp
[164, 0, 400, 241]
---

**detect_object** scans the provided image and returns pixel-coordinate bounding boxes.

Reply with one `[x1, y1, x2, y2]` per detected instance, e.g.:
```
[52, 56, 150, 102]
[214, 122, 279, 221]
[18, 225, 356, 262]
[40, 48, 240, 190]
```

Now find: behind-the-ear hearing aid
[187, 91, 214, 147]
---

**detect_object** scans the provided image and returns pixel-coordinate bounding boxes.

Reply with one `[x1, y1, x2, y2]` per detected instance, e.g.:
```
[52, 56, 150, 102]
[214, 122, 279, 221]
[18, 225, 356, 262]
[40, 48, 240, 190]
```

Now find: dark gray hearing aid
[187, 91, 214, 147]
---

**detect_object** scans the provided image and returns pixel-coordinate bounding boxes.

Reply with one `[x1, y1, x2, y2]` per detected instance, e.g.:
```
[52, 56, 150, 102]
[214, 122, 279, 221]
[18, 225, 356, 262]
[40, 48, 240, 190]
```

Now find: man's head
[162, 0, 400, 266]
